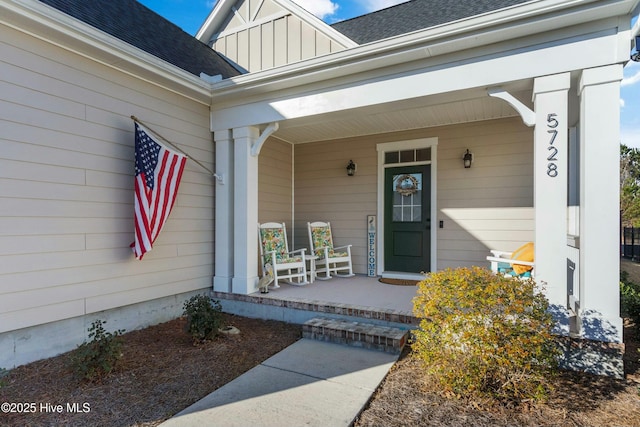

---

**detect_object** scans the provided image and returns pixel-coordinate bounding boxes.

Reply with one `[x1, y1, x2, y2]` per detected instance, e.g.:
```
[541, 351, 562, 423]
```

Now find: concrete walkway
[159, 339, 398, 427]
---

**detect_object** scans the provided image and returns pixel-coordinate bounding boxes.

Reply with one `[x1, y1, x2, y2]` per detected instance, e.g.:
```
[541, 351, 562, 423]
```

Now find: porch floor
[253, 274, 417, 313]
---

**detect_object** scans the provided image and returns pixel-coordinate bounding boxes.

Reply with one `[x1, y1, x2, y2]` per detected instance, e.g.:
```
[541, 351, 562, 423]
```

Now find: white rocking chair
[307, 221, 354, 279]
[258, 222, 308, 287]
[486, 242, 535, 278]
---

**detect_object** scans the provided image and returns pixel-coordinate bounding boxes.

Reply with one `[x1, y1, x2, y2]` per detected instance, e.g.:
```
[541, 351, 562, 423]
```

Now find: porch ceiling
[271, 85, 534, 144]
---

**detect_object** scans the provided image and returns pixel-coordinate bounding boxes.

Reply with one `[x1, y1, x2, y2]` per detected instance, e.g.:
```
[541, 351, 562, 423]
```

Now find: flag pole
[131, 115, 223, 183]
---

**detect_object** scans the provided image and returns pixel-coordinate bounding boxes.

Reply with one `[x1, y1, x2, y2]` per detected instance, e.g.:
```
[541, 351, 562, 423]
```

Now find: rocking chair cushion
[327, 250, 348, 258]
[310, 226, 334, 257]
[260, 228, 287, 259]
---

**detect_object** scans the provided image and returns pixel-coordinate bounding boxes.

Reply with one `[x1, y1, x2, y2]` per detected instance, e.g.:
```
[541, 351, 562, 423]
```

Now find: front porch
[209, 6, 628, 349]
[213, 275, 418, 331]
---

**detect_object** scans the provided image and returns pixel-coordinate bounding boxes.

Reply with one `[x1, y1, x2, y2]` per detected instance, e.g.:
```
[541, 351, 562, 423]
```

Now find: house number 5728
[546, 113, 559, 177]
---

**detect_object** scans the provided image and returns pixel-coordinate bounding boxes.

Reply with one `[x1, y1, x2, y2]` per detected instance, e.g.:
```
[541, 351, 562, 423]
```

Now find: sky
[138, 0, 639, 148]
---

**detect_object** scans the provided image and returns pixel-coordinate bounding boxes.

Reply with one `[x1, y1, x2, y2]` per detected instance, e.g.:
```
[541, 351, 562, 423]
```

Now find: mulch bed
[2, 269, 640, 426]
[354, 318, 640, 427]
[0, 314, 301, 426]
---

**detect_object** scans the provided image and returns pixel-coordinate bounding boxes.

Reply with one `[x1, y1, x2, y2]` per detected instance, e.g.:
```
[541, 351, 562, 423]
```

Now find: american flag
[131, 123, 187, 259]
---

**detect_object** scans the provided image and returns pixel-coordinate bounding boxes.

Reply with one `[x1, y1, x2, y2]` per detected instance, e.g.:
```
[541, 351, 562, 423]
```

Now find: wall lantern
[346, 160, 357, 176]
[463, 149, 473, 169]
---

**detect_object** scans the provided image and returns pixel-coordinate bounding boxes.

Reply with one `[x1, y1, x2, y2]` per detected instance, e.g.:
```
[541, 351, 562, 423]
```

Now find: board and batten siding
[293, 117, 534, 274]
[0, 24, 215, 365]
[211, 0, 348, 72]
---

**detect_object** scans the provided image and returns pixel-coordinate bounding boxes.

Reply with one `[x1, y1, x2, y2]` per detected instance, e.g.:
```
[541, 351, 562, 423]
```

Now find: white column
[232, 126, 260, 295]
[213, 130, 234, 293]
[532, 73, 570, 327]
[578, 65, 623, 343]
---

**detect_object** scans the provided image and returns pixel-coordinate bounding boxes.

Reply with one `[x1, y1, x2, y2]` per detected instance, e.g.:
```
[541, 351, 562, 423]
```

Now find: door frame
[376, 138, 438, 278]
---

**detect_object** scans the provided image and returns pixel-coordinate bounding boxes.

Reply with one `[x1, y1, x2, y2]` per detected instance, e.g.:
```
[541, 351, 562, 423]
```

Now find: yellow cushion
[511, 242, 534, 275]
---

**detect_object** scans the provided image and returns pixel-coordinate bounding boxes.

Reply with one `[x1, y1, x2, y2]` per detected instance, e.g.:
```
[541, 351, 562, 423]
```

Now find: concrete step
[302, 317, 408, 354]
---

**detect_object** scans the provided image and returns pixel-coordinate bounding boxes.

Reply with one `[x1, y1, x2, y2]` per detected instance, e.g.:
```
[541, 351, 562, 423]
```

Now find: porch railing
[622, 227, 640, 261]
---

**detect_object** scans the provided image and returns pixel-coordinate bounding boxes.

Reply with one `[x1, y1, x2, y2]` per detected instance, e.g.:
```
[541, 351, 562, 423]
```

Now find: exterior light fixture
[346, 160, 356, 176]
[463, 149, 473, 169]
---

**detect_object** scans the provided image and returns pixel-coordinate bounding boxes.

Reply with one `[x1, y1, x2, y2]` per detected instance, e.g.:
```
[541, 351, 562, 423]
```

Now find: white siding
[294, 138, 378, 274]
[0, 25, 214, 335]
[258, 137, 293, 233]
[293, 118, 534, 274]
[212, 0, 349, 72]
[436, 119, 534, 269]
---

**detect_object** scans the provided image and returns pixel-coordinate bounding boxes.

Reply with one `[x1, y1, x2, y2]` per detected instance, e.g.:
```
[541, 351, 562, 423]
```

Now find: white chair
[258, 222, 308, 287]
[486, 242, 535, 278]
[307, 221, 354, 279]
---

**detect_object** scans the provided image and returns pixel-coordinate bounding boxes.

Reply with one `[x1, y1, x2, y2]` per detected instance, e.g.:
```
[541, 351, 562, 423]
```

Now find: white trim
[376, 138, 438, 276]
[488, 87, 535, 127]
[252, 0, 267, 22]
[231, 6, 247, 25]
[197, 0, 357, 48]
[250, 122, 280, 156]
[214, 11, 291, 40]
[211, 0, 635, 95]
[271, 0, 358, 48]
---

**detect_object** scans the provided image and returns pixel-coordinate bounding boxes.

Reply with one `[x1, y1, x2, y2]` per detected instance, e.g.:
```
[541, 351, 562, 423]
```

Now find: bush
[412, 266, 560, 403]
[70, 320, 125, 381]
[183, 295, 223, 342]
[0, 367, 8, 388]
[621, 270, 640, 327]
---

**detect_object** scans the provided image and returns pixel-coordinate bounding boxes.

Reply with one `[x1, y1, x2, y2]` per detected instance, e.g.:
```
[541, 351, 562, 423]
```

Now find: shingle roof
[37, 0, 240, 79]
[331, 0, 532, 44]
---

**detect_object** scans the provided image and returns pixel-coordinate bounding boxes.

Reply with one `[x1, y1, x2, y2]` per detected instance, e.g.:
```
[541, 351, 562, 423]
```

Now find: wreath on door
[395, 174, 419, 196]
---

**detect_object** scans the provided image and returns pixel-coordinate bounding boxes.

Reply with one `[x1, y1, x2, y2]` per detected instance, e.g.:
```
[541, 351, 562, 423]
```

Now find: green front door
[384, 165, 431, 273]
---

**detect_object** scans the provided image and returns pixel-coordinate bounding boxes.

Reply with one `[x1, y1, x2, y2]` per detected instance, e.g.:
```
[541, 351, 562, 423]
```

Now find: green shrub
[183, 295, 223, 342]
[412, 266, 560, 403]
[70, 320, 125, 381]
[0, 367, 8, 388]
[620, 270, 640, 326]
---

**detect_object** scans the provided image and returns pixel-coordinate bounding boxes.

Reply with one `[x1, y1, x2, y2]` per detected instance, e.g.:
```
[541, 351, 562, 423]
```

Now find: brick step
[302, 317, 409, 354]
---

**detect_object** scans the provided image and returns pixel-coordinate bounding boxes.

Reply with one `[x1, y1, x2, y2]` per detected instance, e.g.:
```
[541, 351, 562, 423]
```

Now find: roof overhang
[211, 0, 637, 100]
[208, 0, 638, 141]
[1, 0, 214, 105]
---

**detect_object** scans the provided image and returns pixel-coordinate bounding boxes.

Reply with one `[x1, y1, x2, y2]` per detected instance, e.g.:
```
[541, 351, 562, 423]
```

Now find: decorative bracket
[488, 87, 535, 127]
[250, 122, 279, 157]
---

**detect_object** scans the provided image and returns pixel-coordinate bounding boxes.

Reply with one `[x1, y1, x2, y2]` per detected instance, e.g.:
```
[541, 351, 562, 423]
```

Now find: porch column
[532, 73, 570, 329]
[578, 65, 623, 343]
[231, 126, 260, 294]
[213, 129, 233, 293]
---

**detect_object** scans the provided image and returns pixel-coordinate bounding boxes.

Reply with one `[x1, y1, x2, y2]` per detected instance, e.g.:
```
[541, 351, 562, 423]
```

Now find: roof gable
[195, 0, 356, 72]
[38, 0, 240, 79]
[196, 0, 355, 48]
[331, 0, 533, 44]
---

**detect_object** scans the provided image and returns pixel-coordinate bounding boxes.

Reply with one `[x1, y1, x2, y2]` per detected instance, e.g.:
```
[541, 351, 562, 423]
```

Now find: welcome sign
[367, 215, 376, 277]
